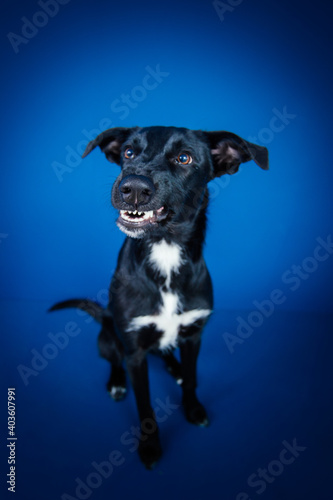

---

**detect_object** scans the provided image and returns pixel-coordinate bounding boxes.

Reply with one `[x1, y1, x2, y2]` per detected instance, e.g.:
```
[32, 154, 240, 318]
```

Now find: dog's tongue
[155, 206, 167, 221]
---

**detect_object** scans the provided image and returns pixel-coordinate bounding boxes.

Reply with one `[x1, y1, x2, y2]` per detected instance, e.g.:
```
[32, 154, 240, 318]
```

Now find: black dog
[50, 126, 268, 468]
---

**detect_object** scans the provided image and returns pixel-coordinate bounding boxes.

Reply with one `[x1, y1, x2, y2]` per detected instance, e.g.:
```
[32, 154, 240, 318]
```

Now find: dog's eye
[177, 153, 192, 165]
[124, 148, 135, 159]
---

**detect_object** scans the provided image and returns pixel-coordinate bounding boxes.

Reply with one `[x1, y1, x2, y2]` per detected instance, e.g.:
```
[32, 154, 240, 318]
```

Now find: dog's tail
[48, 299, 105, 324]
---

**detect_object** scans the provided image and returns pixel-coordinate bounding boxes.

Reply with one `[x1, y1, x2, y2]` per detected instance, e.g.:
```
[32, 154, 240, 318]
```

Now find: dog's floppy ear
[203, 131, 269, 178]
[82, 127, 137, 165]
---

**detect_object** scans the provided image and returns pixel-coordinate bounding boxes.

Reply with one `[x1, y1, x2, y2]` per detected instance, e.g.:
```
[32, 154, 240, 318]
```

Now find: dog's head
[82, 126, 268, 239]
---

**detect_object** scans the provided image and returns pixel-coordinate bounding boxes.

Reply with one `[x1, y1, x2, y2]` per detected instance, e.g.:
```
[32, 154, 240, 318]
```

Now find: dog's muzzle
[119, 175, 155, 207]
[116, 174, 168, 236]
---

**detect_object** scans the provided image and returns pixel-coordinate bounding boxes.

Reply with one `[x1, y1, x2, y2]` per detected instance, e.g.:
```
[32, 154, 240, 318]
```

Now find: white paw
[109, 386, 127, 400]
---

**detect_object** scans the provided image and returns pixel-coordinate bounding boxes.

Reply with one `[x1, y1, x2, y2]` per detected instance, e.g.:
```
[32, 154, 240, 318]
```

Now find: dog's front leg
[180, 338, 209, 427]
[126, 355, 162, 469]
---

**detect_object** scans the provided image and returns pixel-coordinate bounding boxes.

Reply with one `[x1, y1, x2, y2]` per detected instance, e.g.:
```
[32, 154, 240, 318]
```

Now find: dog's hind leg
[98, 320, 126, 401]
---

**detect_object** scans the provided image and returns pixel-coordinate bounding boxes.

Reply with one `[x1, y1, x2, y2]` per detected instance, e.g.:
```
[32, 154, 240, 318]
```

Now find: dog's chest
[127, 240, 211, 350]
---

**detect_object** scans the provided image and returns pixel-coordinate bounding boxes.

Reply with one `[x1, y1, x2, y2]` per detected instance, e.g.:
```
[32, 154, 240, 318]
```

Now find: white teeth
[120, 209, 154, 223]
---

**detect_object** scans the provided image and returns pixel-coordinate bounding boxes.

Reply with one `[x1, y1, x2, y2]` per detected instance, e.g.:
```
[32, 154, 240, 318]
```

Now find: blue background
[1, 0, 332, 499]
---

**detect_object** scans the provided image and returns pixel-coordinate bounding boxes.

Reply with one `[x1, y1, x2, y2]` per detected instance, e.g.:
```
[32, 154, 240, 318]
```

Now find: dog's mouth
[117, 206, 169, 233]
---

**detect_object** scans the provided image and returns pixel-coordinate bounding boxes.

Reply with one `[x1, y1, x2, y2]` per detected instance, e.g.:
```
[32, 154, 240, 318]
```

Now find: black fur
[50, 126, 268, 468]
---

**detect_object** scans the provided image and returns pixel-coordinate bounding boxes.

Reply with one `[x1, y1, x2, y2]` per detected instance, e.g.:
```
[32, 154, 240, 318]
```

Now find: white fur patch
[110, 386, 126, 398]
[127, 239, 211, 350]
[149, 240, 183, 288]
[116, 221, 146, 239]
[128, 290, 211, 351]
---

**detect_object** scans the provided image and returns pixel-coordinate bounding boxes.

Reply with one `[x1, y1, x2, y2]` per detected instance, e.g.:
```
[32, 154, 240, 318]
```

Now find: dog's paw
[166, 364, 183, 385]
[107, 367, 127, 401]
[107, 384, 127, 401]
[138, 435, 162, 469]
[183, 400, 209, 427]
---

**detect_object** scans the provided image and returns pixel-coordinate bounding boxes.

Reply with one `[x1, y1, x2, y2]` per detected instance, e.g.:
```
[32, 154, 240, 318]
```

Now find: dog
[50, 126, 268, 468]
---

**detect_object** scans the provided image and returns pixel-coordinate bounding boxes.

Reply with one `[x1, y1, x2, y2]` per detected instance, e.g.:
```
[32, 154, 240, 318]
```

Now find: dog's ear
[203, 131, 269, 178]
[82, 127, 137, 165]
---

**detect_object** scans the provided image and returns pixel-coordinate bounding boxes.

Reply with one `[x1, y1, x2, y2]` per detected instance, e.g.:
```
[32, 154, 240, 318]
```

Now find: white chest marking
[149, 240, 183, 288]
[128, 239, 211, 350]
[128, 291, 211, 351]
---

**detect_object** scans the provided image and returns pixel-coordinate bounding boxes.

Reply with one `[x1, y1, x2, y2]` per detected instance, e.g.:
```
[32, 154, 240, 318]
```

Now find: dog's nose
[119, 175, 155, 207]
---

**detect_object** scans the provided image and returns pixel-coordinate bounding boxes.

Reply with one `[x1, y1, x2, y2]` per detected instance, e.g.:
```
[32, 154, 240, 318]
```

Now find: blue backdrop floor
[1, 302, 332, 500]
[2, 1, 333, 498]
